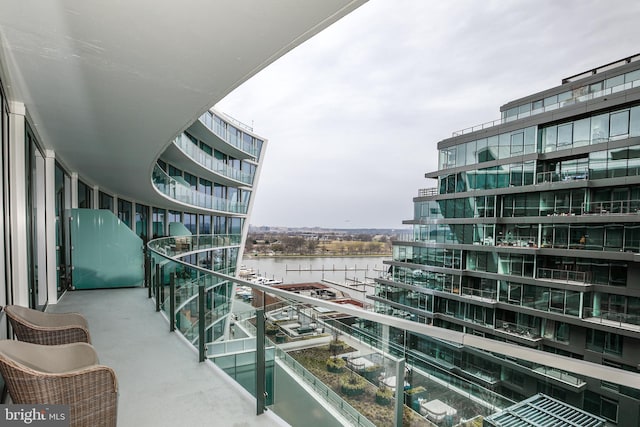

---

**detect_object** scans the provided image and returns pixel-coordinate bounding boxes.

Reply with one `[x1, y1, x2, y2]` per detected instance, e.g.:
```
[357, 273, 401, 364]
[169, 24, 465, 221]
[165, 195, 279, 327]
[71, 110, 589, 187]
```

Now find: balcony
[582, 199, 640, 216]
[152, 164, 248, 213]
[199, 113, 261, 158]
[582, 308, 640, 332]
[495, 319, 542, 342]
[174, 133, 254, 185]
[536, 169, 589, 184]
[536, 267, 589, 285]
[48, 287, 285, 426]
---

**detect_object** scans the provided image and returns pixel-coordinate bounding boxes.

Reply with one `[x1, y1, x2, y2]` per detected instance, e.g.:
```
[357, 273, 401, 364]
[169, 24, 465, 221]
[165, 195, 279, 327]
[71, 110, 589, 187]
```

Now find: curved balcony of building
[152, 164, 248, 215]
[186, 111, 262, 161]
[168, 133, 256, 187]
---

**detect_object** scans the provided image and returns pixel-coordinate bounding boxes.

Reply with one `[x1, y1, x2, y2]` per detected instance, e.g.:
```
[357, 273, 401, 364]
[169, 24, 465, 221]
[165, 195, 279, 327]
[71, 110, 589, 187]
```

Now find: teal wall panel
[70, 209, 144, 289]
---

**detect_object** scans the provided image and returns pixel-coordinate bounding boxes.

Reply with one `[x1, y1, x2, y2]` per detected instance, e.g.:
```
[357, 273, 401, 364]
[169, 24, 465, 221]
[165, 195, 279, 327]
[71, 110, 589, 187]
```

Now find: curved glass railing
[199, 113, 260, 158]
[152, 164, 248, 214]
[174, 134, 254, 185]
[147, 236, 640, 426]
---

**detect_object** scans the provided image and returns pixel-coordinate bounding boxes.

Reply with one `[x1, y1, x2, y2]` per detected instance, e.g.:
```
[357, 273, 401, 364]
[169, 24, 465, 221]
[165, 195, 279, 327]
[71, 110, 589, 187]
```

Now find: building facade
[374, 55, 640, 426]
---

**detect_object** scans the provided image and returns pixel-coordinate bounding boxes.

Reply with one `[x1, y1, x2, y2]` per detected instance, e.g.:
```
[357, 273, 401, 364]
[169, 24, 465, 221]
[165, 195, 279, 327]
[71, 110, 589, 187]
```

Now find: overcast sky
[217, 0, 640, 229]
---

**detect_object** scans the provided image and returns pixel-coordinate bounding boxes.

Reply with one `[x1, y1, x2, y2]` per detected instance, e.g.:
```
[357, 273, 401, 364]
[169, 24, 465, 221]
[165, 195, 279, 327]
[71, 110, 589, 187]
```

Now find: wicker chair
[0, 340, 118, 426]
[4, 305, 91, 345]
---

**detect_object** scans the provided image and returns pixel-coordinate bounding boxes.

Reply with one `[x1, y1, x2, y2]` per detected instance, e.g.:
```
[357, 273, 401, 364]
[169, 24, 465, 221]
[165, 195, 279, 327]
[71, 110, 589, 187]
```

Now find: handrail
[174, 134, 254, 184]
[452, 77, 640, 137]
[152, 164, 248, 213]
[536, 169, 589, 184]
[537, 268, 589, 284]
[198, 113, 260, 157]
[418, 187, 439, 197]
[146, 236, 640, 393]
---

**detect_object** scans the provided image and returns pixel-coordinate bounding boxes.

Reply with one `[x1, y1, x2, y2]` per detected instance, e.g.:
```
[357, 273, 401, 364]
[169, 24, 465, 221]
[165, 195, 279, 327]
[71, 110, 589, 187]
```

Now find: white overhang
[0, 0, 366, 208]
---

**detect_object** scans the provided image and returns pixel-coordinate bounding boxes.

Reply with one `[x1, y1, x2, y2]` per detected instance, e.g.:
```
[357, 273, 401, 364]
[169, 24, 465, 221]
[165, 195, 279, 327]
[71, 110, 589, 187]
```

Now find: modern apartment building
[0, 3, 367, 342]
[374, 55, 640, 426]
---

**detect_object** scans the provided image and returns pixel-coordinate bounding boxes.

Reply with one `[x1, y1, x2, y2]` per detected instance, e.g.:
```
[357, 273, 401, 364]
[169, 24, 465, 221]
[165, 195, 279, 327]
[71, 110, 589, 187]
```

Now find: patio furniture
[4, 305, 91, 345]
[0, 340, 118, 427]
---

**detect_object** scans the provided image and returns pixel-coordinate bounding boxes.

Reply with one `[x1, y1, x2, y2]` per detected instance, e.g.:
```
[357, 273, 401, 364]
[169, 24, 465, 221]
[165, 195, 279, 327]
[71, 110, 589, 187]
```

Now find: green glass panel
[70, 209, 143, 289]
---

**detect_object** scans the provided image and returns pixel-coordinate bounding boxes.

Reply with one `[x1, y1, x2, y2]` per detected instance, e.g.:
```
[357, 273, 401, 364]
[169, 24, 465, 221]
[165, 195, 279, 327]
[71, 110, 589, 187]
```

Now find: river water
[240, 255, 390, 286]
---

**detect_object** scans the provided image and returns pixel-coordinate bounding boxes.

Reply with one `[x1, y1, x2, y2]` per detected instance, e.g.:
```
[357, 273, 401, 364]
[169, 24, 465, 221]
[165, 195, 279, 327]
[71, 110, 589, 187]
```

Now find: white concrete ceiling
[0, 0, 366, 210]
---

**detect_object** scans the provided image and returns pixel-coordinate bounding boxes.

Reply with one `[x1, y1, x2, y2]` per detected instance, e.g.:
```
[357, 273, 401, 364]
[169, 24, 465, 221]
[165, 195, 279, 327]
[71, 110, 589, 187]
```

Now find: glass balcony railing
[582, 199, 640, 215]
[583, 307, 640, 329]
[147, 235, 640, 427]
[537, 267, 589, 284]
[536, 169, 589, 184]
[174, 134, 254, 185]
[199, 113, 260, 157]
[152, 164, 248, 213]
[452, 76, 640, 137]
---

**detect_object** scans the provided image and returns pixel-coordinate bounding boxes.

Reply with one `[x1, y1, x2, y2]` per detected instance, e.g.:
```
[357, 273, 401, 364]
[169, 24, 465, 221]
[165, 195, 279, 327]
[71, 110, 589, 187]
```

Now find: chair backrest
[0, 340, 118, 427]
[4, 305, 91, 345]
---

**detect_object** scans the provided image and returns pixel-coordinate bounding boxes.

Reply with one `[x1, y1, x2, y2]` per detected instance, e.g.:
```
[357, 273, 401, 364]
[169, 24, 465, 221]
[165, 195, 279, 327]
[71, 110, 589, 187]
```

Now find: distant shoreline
[245, 253, 391, 259]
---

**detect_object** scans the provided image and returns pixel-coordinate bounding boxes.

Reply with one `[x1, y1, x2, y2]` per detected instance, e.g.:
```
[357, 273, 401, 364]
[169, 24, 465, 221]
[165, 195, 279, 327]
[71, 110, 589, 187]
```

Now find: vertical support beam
[144, 251, 150, 289]
[43, 150, 57, 304]
[160, 265, 165, 307]
[394, 357, 405, 427]
[70, 172, 78, 209]
[92, 185, 99, 209]
[148, 257, 154, 298]
[256, 308, 266, 415]
[198, 284, 205, 362]
[8, 103, 29, 307]
[169, 272, 175, 332]
[155, 263, 160, 312]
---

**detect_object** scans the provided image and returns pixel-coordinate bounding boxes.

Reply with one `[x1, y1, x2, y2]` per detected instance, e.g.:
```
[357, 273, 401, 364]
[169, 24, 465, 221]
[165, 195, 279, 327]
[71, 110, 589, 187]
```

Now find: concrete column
[44, 150, 58, 304]
[8, 102, 29, 307]
[92, 185, 99, 209]
[70, 172, 78, 208]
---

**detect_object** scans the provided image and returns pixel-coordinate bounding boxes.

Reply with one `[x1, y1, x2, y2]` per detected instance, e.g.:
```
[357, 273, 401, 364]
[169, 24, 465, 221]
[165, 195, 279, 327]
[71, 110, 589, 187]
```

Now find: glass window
[589, 150, 608, 179]
[589, 81, 604, 93]
[630, 106, 640, 137]
[610, 110, 630, 138]
[625, 69, 640, 83]
[544, 94, 558, 107]
[591, 113, 609, 143]
[465, 140, 476, 166]
[117, 198, 132, 228]
[99, 191, 113, 211]
[557, 123, 573, 148]
[487, 136, 498, 161]
[135, 204, 149, 241]
[510, 133, 524, 154]
[152, 208, 166, 238]
[605, 74, 624, 89]
[542, 125, 557, 153]
[573, 118, 590, 147]
[510, 164, 523, 187]
[476, 138, 489, 163]
[498, 133, 510, 159]
[77, 180, 93, 208]
[524, 127, 536, 154]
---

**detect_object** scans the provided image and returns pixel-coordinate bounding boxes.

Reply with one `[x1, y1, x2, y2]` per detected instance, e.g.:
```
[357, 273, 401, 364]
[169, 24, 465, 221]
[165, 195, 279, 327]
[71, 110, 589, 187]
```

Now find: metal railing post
[169, 272, 175, 332]
[198, 284, 205, 362]
[394, 357, 405, 427]
[148, 257, 154, 299]
[256, 308, 266, 415]
[155, 264, 161, 312]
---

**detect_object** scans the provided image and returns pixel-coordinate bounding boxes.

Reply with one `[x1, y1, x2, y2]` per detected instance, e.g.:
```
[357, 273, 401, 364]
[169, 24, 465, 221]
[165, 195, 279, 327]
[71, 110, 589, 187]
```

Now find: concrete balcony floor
[49, 287, 286, 427]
